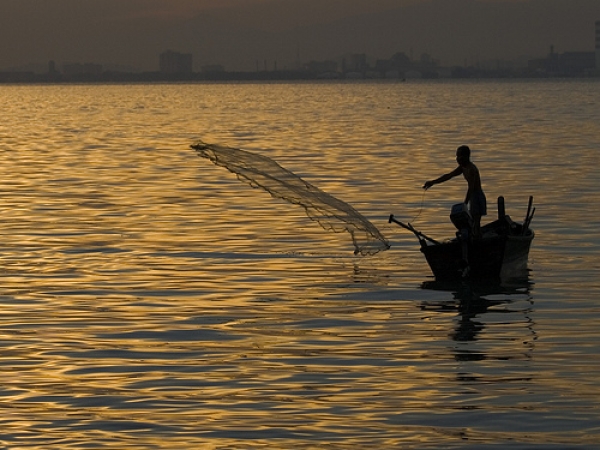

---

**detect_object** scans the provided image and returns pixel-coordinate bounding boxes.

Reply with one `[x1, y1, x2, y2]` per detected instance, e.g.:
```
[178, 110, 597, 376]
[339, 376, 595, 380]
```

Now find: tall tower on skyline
[596, 20, 600, 69]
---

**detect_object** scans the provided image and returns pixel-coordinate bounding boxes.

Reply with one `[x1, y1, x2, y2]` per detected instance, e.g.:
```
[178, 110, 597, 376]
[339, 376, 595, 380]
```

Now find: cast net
[191, 141, 390, 256]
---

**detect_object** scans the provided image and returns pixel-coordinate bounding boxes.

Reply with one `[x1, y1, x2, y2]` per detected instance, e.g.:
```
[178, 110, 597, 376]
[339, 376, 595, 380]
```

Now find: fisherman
[423, 145, 487, 238]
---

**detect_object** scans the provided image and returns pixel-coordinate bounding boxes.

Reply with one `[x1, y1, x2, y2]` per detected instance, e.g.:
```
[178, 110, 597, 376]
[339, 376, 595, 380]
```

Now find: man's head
[456, 145, 471, 166]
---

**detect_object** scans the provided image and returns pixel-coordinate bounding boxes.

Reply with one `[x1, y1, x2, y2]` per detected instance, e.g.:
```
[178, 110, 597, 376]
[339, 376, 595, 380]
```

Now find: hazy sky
[1, 0, 599, 71]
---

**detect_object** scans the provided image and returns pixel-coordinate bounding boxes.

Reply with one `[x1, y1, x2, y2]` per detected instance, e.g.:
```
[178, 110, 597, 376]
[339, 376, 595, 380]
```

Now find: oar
[388, 214, 440, 245]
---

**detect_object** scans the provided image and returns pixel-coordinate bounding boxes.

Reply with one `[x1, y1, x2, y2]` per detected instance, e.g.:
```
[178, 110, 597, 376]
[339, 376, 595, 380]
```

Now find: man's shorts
[469, 190, 487, 217]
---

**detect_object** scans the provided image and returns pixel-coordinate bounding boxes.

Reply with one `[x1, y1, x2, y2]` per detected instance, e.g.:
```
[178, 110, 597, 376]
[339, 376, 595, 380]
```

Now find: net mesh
[192, 141, 390, 256]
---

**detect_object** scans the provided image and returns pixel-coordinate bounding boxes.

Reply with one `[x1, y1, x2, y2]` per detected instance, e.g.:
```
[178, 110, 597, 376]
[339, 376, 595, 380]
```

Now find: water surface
[0, 80, 599, 449]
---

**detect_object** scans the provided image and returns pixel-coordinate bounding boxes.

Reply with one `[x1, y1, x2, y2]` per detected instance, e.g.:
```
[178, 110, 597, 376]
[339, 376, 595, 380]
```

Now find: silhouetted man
[423, 145, 487, 237]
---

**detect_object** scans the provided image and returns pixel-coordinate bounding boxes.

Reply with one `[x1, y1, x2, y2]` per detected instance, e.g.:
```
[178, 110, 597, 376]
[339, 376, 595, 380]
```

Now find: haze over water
[1, 80, 599, 448]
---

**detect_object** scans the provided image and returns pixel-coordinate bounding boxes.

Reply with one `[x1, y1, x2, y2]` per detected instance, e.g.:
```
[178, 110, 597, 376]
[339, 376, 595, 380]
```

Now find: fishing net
[191, 141, 390, 256]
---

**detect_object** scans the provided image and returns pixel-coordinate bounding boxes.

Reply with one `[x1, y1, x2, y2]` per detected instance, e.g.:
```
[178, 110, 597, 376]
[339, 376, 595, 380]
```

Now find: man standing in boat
[423, 145, 487, 237]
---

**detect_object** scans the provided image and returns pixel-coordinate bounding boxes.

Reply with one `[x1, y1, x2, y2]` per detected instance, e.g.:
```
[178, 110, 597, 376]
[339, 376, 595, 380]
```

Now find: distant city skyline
[1, 0, 599, 73]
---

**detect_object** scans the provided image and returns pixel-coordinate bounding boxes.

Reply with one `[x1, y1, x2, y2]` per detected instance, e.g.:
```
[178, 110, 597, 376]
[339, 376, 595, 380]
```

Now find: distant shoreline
[1, 70, 599, 84]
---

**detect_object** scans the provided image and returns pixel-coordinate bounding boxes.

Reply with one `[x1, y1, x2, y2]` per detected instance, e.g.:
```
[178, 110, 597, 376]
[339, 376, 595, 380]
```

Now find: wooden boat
[389, 196, 535, 281]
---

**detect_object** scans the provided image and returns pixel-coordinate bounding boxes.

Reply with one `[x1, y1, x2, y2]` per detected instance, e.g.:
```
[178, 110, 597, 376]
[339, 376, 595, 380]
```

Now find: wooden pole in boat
[523, 207, 535, 235]
[522, 196, 534, 235]
[388, 214, 440, 245]
[524, 196, 533, 223]
[498, 196, 505, 220]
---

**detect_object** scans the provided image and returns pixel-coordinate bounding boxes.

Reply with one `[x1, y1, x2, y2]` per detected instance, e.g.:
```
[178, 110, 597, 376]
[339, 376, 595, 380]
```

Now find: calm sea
[0, 80, 599, 449]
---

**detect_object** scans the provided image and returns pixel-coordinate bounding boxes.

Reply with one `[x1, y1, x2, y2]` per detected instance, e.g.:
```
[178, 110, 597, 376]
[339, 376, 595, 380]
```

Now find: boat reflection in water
[420, 271, 536, 361]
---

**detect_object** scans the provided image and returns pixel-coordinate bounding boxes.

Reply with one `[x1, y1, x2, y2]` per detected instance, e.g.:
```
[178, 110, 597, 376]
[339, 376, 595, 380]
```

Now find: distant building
[559, 52, 596, 76]
[375, 52, 411, 77]
[342, 53, 368, 73]
[48, 60, 58, 75]
[529, 45, 595, 76]
[159, 50, 193, 74]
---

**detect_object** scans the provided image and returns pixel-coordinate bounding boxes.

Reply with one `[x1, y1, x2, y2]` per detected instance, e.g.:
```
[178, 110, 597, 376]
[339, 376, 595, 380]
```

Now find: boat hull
[389, 196, 536, 282]
[420, 230, 534, 281]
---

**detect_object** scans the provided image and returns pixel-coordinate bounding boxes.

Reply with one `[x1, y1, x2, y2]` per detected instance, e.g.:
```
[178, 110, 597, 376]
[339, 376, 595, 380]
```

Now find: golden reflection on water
[0, 81, 599, 448]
